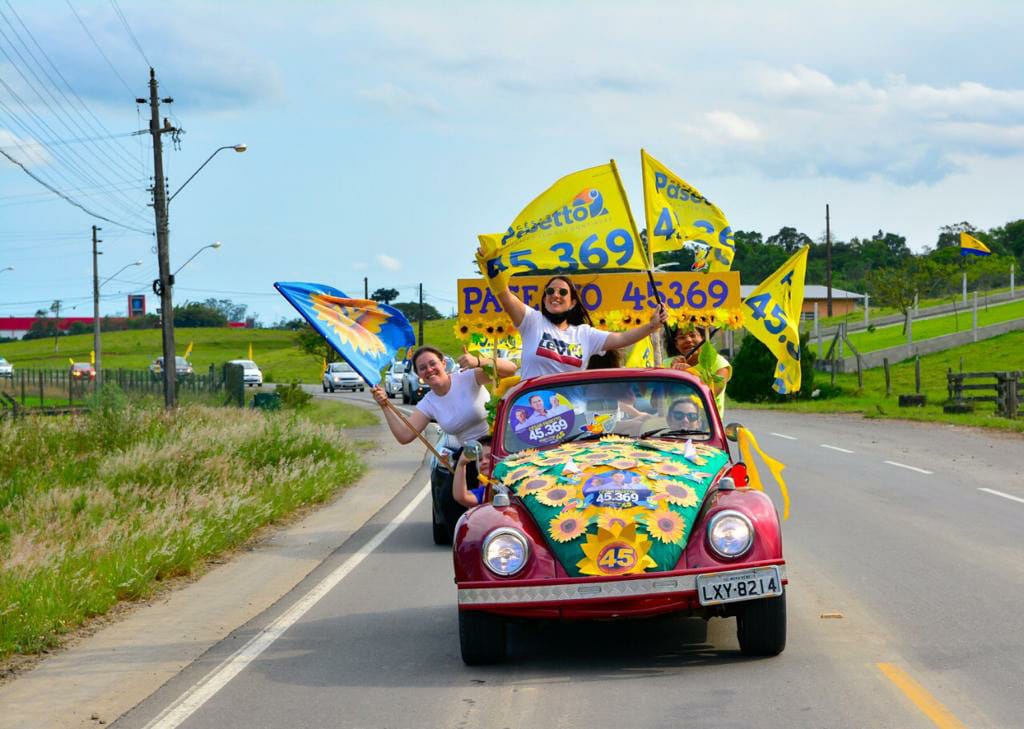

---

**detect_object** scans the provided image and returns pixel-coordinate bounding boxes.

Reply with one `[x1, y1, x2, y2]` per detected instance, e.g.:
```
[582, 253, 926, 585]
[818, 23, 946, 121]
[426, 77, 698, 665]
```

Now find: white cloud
[358, 83, 441, 116]
[702, 111, 764, 143]
[377, 254, 401, 271]
[0, 129, 51, 167]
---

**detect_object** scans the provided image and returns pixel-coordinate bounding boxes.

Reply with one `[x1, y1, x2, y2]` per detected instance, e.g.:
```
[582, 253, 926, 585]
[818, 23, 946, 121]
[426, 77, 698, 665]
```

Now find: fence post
[864, 294, 870, 326]
[972, 290, 978, 342]
[814, 302, 821, 358]
[906, 310, 913, 345]
[856, 355, 863, 389]
[915, 356, 921, 395]
[884, 358, 891, 397]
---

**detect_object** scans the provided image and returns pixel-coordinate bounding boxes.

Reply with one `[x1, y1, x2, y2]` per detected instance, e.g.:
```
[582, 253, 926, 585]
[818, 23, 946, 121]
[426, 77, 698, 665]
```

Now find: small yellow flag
[183, 341, 194, 358]
[68, 357, 74, 365]
[625, 338, 653, 368]
[322, 357, 328, 374]
[248, 342, 253, 360]
[90, 350, 95, 364]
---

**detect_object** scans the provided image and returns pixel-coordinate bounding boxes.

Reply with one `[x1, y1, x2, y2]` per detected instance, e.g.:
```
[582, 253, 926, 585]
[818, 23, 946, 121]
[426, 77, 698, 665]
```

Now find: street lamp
[0, 266, 13, 275]
[100, 261, 144, 289]
[150, 139, 246, 409]
[173, 241, 221, 277]
[94, 256, 143, 387]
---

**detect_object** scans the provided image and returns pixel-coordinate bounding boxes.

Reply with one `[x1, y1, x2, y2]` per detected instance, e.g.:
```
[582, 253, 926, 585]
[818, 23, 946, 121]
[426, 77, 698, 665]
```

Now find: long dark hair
[665, 325, 706, 357]
[541, 275, 592, 327]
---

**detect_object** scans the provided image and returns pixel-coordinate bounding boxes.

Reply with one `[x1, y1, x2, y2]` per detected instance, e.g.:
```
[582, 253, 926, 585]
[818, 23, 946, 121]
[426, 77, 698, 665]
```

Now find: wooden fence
[945, 371, 1021, 418]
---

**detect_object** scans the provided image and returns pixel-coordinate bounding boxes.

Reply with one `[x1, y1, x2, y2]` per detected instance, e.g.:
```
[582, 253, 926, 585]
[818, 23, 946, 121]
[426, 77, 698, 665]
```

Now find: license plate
[696, 566, 782, 606]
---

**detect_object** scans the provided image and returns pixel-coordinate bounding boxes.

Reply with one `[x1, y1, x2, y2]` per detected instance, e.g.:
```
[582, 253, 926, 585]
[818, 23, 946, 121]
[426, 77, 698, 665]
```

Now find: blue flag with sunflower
[274, 281, 415, 386]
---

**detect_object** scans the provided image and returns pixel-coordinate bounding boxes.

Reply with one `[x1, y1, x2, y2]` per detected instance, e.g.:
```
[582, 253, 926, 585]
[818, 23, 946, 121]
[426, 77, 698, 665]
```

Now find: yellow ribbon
[737, 427, 791, 520]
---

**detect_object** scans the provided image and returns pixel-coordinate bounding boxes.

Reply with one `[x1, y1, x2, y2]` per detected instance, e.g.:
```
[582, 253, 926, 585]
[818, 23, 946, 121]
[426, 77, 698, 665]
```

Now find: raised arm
[371, 385, 430, 444]
[603, 305, 667, 350]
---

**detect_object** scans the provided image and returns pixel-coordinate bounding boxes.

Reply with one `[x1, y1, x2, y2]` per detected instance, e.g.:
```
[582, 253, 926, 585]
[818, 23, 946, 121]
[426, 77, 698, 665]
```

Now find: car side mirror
[724, 422, 744, 442]
[464, 440, 483, 462]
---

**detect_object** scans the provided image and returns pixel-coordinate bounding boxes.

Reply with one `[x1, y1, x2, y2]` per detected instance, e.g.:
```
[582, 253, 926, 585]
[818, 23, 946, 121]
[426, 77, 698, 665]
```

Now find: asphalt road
[115, 402, 1024, 729]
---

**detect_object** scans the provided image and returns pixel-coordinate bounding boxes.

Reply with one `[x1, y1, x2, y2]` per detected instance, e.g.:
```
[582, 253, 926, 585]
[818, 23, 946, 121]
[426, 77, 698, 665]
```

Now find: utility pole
[142, 68, 177, 408]
[364, 277, 368, 299]
[418, 283, 424, 346]
[825, 203, 833, 317]
[51, 299, 61, 352]
[92, 225, 102, 387]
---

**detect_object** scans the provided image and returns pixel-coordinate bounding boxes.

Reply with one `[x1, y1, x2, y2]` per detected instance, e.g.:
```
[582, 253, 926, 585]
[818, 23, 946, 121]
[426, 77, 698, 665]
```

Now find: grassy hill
[0, 320, 466, 384]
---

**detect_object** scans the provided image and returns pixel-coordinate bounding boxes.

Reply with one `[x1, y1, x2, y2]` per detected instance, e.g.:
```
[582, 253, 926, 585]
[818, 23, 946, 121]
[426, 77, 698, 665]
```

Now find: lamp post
[93, 254, 143, 388]
[173, 241, 221, 277]
[0, 266, 13, 275]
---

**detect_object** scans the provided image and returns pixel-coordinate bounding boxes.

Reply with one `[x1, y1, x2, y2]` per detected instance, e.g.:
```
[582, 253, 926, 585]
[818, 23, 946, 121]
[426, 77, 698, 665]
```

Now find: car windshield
[329, 363, 352, 372]
[0, 357, 8, 364]
[175, 357, 190, 366]
[235, 360, 257, 368]
[71, 363, 90, 371]
[501, 375, 713, 455]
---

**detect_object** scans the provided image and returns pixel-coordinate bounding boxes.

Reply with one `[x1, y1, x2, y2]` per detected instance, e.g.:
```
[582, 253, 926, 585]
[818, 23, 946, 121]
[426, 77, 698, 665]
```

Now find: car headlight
[482, 528, 529, 576]
[707, 510, 754, 558]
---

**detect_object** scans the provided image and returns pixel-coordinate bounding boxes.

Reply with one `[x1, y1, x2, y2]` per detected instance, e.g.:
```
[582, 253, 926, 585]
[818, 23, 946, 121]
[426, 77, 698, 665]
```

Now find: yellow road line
[877, 662, 965, 729]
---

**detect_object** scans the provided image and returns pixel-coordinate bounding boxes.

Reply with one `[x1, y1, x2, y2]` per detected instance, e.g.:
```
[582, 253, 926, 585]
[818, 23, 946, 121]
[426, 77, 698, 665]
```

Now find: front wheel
[322, 383, 327, 393]
[736, 591, 786, 656]
[459, 609, 506, 665]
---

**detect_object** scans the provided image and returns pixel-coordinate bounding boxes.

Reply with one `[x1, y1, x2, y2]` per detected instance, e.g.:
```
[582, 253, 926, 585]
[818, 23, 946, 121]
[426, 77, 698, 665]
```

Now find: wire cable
[64, 0, 136, 98]
[108, 0, 150, 68]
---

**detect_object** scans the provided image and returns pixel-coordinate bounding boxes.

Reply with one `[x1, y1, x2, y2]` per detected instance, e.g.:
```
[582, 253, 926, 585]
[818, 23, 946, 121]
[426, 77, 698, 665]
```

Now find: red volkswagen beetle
[453, 367, 787, 664]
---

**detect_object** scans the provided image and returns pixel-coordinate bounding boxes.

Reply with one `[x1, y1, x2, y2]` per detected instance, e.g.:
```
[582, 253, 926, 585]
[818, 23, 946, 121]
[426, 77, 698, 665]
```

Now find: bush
[277, 380, 312, 410]
[729, 332, 816, 402]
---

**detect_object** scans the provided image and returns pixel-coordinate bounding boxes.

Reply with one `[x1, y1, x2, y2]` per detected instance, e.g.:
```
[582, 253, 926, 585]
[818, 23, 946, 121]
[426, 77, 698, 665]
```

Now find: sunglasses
[669, 410, 700, 422]
[545, 286, 570, 297]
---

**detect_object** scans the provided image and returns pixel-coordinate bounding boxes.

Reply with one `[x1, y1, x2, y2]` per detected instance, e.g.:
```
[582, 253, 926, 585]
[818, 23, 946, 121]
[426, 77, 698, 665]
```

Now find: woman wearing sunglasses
[491, 274, 666, 379]
[666, 397, 708, 433]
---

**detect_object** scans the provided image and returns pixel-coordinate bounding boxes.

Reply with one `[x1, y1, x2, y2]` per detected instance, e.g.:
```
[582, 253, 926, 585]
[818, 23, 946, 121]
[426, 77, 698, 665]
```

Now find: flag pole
[380, 396, 450, 465]
[611, 157, 663, 365]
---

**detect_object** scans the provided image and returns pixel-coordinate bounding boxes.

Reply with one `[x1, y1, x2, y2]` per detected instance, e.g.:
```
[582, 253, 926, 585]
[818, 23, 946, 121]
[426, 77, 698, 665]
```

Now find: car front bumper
[457, 560, 787, 619]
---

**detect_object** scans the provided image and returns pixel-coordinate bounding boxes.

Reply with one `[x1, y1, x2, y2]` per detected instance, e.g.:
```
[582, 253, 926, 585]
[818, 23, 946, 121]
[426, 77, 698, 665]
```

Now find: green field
[738, 330, 1024, 433]
[0, 321, 467, 384]
[811, 285, 1017, 329]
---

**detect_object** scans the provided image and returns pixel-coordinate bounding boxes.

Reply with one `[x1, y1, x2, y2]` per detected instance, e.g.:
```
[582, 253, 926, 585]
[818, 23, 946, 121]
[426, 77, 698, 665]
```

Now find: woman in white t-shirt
[493, 274, 667, 379]
[370, 346, 516, 448]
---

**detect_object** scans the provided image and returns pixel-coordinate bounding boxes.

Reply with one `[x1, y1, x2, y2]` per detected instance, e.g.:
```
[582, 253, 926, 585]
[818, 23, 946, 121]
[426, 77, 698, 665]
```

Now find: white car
[228, 359, 263, 387]
[322, 362, 364, 393]
[0, 356, 12, 379]
[384, 360, 406, 398]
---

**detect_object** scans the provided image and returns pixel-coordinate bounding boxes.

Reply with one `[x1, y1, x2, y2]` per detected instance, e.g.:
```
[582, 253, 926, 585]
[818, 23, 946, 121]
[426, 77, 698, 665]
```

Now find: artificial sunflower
[576, 523, 656, 576]
[503, 465, 542, 484]
[608, 458, 638, 470]
[454, 322, 472, 339]
[644, 508, 686, 544]
[518, 474, 559, 494]
[596, 510, 636, 532]
[536, 484, 577, 507]
[653, 481, 698, 508]
[652, 461, 688, 476]
[549, 512, 589, 543]
[727, 309, 745, 328]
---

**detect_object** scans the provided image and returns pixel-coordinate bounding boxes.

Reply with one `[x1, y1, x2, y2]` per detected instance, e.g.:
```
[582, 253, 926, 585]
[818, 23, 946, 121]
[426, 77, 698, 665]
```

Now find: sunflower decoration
[498, 447, 538, 470]
[518, 474, 559, 495]
[651, 461, 689, 477]
[644, 508, 687, 544]
[493, 322, 508, 337]
[599, 434, 632, 444]
[603, 310, 624, 329]
[503, 465, 543, 484]
[535, 483, 578, 507]
[651, 481, 698, 508]
[574, 450, 613, 466]
[549, 511, 590, 543]
[469, 319, 488, 335]
[454, 321, 472, 339]
[608, 458, 638, 470]
[577, 523, 656, 576]
[727, 309, 745, 329]
[713, 308, 732, 328]
[620, 311, 636, 327]
[597, 509, 636, 533]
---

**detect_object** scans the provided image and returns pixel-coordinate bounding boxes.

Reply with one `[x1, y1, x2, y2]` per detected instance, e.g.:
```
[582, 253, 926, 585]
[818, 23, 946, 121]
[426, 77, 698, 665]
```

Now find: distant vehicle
[402, 355, 456, 405]
[228, 359, 263, 387]
[384, 360, 406, 398]
[149, 356, 195, 381]
[0, 356, 12, 379]
[322, 361, 364, 393]
[69, 362, 95, 380]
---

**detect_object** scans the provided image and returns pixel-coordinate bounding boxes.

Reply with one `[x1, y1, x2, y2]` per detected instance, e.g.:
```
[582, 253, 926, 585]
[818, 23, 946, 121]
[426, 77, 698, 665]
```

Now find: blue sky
[1, 1, 1022, 323]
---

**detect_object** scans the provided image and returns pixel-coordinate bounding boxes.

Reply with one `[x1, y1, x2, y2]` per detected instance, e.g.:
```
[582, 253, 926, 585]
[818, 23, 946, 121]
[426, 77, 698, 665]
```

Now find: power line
[64, 0, 135, 98]
[108, 0, 150, 68]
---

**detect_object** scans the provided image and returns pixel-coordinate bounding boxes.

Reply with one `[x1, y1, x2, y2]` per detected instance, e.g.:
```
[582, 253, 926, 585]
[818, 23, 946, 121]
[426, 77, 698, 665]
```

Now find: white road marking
[820, 444, 854, 454]
[771, 432, 797, 440]
[142, 483, 431, 729]
[978, 488, 1024, 505]
[884, 460, 933, 475]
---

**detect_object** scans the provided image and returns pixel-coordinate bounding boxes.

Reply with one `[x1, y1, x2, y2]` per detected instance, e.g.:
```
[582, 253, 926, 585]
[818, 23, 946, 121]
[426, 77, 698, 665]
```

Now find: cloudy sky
[1, 1, 1022, 322]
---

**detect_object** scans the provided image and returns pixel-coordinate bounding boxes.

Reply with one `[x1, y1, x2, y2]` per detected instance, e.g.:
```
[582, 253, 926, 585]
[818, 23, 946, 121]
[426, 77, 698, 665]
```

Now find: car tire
[360, 386, 365, 392]
[402, 389, 409, 405]
[459, 609, 506, 665]
[736, 591, 786, 656]
[329, 385, 335, 393]
[322, 383, 327, 393]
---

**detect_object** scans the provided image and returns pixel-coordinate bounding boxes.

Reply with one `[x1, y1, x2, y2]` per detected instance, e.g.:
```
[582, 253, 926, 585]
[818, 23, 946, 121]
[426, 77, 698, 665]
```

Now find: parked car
[0, 356, 12, 379]
[69, 362, 96, 380]
[453, 367, 786, 665]
[228, 359, 263, 387]
[384, 360, 406, 399]
[402, 355, 456, 405]
[149, 356, 195, 381]
[322, 361, 364, 392]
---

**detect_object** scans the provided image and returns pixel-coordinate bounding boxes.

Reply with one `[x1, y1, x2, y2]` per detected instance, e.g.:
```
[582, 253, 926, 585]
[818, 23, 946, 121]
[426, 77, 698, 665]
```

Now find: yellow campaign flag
[68, 357, 74, 365]
[183, 341, 194, 358]
[625, 338, 654, 368]
[641, 149, 734, 271]
[322, 357, 328, 374]
[90, 350, 95, 365]
[248, 342, 253, 360]
[742, 246, 808, 395]
[476, 162, 646, 293]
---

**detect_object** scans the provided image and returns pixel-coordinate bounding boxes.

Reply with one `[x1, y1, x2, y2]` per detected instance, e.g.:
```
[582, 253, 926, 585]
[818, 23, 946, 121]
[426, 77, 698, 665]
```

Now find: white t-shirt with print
[518, 306, 610, 379]
[415, 368, 489, 446]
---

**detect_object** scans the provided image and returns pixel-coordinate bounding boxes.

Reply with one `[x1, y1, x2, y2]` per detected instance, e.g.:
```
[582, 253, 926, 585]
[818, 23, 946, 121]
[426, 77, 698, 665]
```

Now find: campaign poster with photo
[510, 390, 575, 447]
[582, 470, 654, 509]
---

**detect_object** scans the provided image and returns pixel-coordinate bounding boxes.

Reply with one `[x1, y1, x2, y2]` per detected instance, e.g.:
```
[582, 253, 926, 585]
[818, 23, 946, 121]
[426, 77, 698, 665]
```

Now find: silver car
[228, 359, 263, 387]
[0, 356, 12, 379]
[322, 361, 364, 393]
[384, 360, 406, 398]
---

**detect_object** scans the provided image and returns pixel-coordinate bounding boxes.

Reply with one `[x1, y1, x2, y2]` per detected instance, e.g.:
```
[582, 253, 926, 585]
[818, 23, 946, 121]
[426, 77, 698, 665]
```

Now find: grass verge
[0, 398, 371, 661]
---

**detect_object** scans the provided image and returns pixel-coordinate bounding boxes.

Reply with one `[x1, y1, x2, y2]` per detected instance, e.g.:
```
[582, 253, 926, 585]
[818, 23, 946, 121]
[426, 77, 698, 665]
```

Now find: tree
[371, 287, 400, 305]
[295, 323, 332, 363]
[201, 298, 247, 322]
[173, 301, 228, 327]
[935, 222, 976, 250]
[765, 226, 812, 253]
[391, 301, 442, 322]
